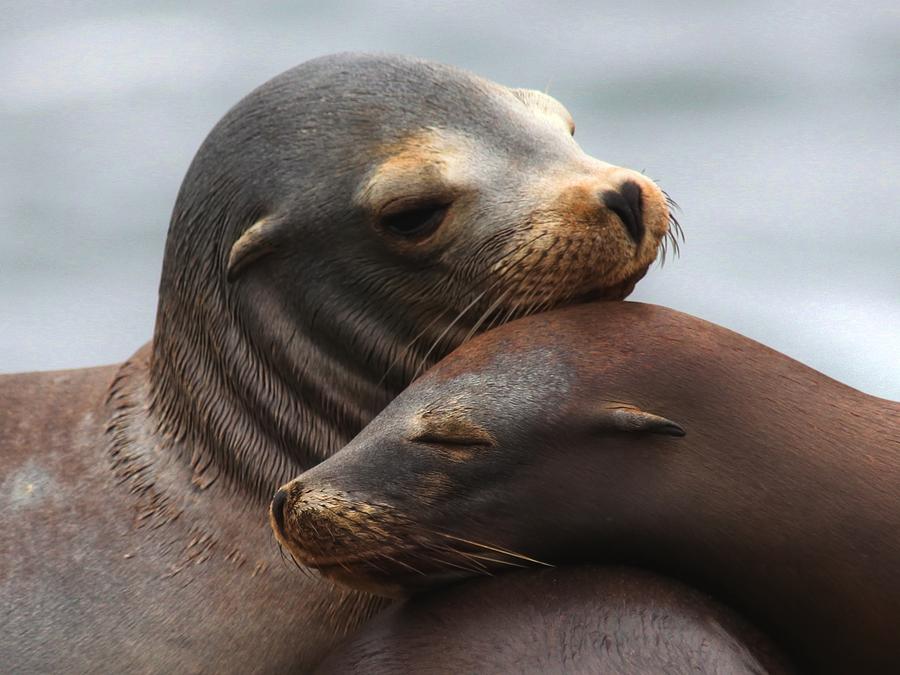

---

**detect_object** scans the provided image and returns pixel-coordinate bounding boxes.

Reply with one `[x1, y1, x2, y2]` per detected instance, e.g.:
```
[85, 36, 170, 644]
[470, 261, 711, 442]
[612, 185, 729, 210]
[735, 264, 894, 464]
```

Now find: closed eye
[410, 430, 496, 448]
[381, 202, 449, 239]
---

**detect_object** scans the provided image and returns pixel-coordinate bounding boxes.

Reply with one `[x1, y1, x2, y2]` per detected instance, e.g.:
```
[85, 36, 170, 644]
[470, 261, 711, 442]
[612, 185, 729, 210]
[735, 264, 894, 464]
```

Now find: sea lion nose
[601, 180, 644, 245]
[271, 488, 289, 536]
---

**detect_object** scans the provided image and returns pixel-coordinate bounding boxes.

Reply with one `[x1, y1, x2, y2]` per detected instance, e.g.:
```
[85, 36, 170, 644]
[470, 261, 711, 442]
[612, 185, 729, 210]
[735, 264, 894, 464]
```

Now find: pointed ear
[226, 215, 287, 282]
[595, 403, 685, 437]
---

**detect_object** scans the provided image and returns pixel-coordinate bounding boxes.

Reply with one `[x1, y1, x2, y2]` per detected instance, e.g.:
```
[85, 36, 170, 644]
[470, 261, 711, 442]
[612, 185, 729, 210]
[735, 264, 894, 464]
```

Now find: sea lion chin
[272, 301, 900, 674]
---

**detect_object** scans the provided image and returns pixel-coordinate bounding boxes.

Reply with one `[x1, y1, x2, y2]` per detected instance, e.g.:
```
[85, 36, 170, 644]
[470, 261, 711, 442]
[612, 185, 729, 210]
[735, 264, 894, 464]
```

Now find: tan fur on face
[416, 471, 454, 504]
[411, 399, 496, 452]
[357, 128, 473, 215]
[272, 482, 444, 596]
[274, 484, 403, 564]
[490, 165, 668, 309]
[507, 88, 672, 297]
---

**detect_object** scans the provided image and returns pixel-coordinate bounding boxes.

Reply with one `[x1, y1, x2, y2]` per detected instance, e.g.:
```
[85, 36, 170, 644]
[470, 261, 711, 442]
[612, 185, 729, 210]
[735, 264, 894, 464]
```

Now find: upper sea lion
[272, 301, 900, 673]
[0, 53, 674, 671]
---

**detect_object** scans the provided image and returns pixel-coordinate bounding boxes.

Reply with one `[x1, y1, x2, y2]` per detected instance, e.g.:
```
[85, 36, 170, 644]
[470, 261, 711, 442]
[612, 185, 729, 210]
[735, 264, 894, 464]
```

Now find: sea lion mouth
[273, 495, 550, 596]
[296, 536, 550, 597]
[303, 553, 474, 598]
[450, 199, 679, 328]
[448, 254, 653, 330]
[575, 266, 650, 304]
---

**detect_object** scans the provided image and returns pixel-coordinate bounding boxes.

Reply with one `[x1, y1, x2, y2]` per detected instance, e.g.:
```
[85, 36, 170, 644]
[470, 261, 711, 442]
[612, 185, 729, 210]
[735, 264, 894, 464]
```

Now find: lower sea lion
[0, 54, 674, 671]
[273, 302, 900, 673]
[316, 566, 793, 675]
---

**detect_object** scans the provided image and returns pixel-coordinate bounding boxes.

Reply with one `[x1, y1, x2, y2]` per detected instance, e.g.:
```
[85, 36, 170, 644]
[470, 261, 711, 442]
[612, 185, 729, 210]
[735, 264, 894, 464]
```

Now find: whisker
[356, 556, 389, 576]
[377, 551, 428, 577]
[652, 187, 683, 268]
[433, 532, 553, 567]
[410, 232, 553, 379]
[410, 287, 490, 380]
[457, 550, 528, 569]
[275, 540, 290, 570]
[459, 288, 513, 345]
[378, 231, 551, 385]
[417, 548, 491, 576]
[516, 248, 572, 321]
[285, 546, 315, 580]
[429, 544, 491, 573]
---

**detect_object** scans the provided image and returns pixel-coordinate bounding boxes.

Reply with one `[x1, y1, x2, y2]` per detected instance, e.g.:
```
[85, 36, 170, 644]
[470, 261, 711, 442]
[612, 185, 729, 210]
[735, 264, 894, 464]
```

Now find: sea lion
[272, 302, 900, 673]
[316, 566, 794, 675]
[0, 53, 675, 671]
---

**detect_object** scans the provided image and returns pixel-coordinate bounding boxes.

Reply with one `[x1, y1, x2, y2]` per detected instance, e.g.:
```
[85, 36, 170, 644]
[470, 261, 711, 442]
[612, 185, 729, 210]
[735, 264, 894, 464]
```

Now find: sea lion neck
[145, 241, 464, 501]
[138, 123, 462, 500]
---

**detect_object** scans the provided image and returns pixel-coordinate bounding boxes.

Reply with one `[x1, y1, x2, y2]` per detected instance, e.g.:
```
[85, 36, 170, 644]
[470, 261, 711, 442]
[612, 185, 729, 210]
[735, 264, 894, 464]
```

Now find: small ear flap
[226, 215, 286, 282]
[596, 403, 685, 437]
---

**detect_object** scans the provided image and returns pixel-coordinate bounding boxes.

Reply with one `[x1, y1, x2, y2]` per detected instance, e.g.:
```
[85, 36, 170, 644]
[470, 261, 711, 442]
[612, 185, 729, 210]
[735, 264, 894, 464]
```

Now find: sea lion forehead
[299, 53, 507, 125]
[397, 357, 574, 431]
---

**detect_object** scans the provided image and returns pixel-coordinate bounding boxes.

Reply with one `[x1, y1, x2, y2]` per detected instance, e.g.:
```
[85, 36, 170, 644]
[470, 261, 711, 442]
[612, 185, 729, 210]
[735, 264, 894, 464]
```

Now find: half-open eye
[381, 202, 449, 239]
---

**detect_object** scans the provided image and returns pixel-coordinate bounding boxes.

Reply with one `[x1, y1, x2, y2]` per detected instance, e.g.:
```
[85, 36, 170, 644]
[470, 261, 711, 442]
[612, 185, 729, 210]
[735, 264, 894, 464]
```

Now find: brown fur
[275, 302, 900, 673]
[316, 566, 794, 674]
[1, 354, 389, 672]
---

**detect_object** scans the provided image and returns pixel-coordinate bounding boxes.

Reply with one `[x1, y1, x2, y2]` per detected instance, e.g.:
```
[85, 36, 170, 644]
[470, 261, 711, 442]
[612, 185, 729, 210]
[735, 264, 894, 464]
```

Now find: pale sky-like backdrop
[1, 1, 898, 399]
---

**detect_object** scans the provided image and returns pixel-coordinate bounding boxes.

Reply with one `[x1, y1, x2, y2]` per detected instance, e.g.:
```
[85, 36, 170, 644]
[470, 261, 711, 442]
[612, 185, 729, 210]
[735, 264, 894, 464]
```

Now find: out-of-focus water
[1, 1, 898, 398]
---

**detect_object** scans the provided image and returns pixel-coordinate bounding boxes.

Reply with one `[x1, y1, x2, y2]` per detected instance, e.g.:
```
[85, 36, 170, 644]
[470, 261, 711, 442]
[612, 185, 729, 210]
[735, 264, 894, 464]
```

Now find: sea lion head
[270, 303, 686, 597]
[150, 53, 678, 493]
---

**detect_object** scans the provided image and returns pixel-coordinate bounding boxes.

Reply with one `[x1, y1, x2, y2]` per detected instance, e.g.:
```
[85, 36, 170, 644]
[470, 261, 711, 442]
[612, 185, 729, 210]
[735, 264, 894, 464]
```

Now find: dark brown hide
[317, 567, 794, 675]
[276, 302, 900, 673]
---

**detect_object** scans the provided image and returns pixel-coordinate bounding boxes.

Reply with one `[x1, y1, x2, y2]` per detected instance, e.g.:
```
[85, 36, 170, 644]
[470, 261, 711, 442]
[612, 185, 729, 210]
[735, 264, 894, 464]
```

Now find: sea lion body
[1, 361, 374, 671]
[274, 302, 900, 673]
[1, 53, 672, 670]
[316, 566, 793, 675]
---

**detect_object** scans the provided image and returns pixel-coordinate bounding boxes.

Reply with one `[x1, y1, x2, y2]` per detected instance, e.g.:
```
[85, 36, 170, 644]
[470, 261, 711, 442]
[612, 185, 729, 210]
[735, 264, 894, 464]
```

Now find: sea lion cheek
[495, 161, 670, 296]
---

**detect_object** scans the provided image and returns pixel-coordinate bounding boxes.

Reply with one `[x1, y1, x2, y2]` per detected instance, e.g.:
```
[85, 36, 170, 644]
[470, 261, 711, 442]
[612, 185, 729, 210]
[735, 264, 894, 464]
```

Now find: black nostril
[601, 180, 644, 245]
[271, 489, 289, 535]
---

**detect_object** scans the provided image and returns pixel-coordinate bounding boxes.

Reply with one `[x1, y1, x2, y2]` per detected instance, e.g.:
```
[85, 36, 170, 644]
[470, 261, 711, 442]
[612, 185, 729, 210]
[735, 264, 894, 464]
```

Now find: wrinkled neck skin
[100, 192, 477, 667]
[142, 260, 464, 507]
[103, 255, 456, 655]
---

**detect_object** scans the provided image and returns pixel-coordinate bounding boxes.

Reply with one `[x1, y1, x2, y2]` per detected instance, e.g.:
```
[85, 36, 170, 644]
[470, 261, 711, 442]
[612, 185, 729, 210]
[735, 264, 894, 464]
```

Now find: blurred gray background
[1, 1, 898, 398]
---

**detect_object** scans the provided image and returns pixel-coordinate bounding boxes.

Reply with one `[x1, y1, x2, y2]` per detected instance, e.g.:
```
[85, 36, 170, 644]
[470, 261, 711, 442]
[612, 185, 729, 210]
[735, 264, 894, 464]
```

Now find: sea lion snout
[271, 477, 444, 595]
[271, 479, 392, 563]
